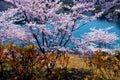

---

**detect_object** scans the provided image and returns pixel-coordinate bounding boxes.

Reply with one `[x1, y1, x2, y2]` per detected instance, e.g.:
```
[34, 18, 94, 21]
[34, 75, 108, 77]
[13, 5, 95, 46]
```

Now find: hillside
[0, 0, 15, 11]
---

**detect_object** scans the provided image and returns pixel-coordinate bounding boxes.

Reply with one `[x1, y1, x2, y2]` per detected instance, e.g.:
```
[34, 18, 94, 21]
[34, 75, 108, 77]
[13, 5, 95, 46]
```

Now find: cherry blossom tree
[0, 0, 103, 54]
[74, 27, 119, 55]
[96, 0, 120, 21]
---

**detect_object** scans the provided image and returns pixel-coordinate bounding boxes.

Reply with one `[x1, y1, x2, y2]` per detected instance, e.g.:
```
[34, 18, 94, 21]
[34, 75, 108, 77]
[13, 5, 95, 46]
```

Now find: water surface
[74, 19, 120, 48]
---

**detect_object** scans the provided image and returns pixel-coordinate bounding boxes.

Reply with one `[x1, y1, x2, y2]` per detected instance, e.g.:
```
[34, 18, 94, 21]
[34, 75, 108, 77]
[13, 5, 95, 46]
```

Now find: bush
[0, 42, 120, 80]
[86, 49, 120, 80]
[0, 41, 70, 80]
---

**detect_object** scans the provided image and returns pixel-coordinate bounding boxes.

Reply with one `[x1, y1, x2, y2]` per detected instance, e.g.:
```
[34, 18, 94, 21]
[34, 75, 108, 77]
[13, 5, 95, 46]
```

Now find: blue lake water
[2, 19, 120, 49]
[73, 19, 120, 47]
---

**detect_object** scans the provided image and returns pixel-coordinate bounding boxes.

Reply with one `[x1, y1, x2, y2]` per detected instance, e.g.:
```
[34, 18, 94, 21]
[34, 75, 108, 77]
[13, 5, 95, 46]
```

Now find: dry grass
[67, 54, 120, 80]
[68, 54, 89, 69]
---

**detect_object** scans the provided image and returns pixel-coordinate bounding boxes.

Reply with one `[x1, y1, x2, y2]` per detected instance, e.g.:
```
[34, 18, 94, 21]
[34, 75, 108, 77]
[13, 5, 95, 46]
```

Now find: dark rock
[61, 0, 73, 5]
